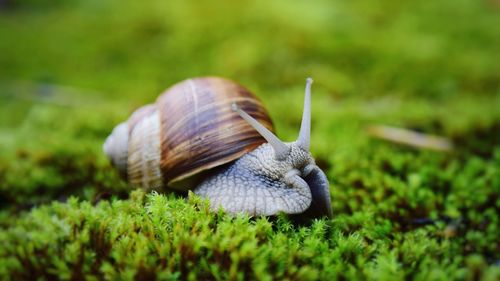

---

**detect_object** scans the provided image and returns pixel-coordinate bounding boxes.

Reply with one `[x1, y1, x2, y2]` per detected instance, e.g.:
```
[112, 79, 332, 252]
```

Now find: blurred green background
[0, 0, 499, 280]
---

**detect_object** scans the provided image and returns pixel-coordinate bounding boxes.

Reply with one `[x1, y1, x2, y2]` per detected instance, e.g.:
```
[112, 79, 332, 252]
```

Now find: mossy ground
[0, 0, 499, 280]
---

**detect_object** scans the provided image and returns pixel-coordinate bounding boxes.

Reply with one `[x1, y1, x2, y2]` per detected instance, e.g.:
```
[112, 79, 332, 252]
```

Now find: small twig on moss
[367, 125, 453, 152]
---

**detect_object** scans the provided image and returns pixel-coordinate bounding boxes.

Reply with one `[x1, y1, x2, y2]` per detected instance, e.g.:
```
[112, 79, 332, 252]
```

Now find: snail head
[232, 78, 332, 218]
[231, 77, 314, 160]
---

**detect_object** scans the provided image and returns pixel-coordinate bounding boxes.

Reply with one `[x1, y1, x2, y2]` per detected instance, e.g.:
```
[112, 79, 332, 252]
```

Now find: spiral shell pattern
[121, 77, 274, 190]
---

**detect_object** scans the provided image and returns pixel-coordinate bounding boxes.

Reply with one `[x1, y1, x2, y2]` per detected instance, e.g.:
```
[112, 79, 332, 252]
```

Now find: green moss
[1, 0, 499, 280]
[0, 191, 496, 280]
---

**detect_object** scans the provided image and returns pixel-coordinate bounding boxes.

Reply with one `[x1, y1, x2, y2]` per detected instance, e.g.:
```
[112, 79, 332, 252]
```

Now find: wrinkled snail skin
[194, 142, 332, 217]
[103, 77, 333, 218]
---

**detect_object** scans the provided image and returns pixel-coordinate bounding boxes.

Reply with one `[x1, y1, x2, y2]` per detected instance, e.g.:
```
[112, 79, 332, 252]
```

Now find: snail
[103, 77, 332, 218]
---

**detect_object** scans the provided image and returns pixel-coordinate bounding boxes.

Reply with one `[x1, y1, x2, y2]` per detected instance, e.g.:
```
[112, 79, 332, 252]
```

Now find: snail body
[104, 77, 332, 218]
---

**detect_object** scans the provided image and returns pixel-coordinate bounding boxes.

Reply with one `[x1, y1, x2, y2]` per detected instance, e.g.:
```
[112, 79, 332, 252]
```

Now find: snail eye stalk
[232, 103, 290, 160]
[297, 78, 312, 151]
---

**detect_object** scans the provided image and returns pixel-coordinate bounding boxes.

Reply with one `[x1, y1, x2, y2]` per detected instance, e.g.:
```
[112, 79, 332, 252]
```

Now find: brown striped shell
[103, 77, 274, 191]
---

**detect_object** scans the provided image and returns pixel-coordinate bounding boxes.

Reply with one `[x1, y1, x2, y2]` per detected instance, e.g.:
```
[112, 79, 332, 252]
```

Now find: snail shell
[105, 77, 333, 218]
[103, 77, 274, 190]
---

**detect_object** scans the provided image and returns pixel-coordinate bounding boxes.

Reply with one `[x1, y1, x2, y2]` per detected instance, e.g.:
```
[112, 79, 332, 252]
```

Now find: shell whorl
[103, 122, 129, 177]
[105, 77, 274, 190]
[127, 109, 163, 190]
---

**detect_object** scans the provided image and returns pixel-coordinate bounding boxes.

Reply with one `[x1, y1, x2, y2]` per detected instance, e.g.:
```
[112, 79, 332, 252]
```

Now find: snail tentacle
[232, 103, 290, 160]
[297, 78, 312, 151]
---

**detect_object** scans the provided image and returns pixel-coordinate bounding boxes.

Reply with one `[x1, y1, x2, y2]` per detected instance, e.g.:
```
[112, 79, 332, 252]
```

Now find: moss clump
[1, 191, 498, 280]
